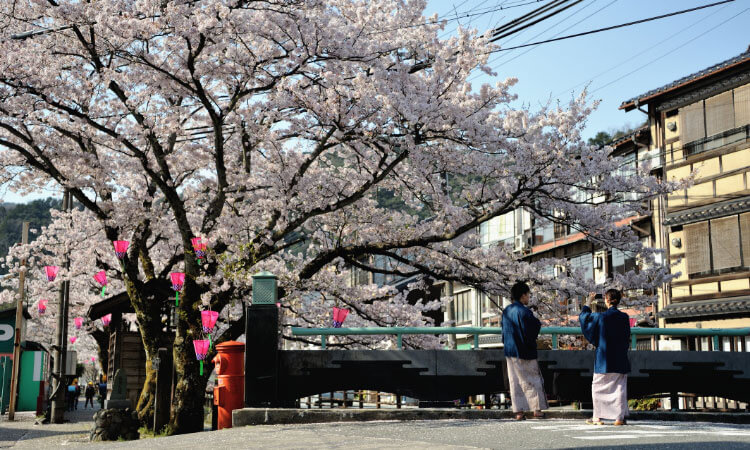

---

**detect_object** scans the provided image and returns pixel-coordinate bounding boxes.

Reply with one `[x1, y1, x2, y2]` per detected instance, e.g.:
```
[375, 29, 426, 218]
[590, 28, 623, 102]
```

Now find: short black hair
[605, 288, 622, 306]
[511, 281, 530, 302]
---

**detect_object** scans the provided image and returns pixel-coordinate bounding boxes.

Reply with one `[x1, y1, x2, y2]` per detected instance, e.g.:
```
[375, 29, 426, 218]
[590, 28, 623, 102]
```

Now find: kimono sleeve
[523, 308, 541, 342]
[579, 305, 599, 345]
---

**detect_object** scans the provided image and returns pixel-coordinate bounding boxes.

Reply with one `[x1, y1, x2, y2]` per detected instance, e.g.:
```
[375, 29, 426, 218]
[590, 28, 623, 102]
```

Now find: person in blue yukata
[579, 289, 631, 426]
[502, 281, 548, 420]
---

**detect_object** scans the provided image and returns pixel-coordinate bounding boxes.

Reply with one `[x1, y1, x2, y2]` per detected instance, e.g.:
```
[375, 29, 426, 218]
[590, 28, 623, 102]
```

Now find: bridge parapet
[245, 305, 750, 407]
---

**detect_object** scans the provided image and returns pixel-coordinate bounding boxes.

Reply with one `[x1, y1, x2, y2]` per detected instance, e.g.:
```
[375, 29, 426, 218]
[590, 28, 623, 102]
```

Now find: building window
[453, 290, 472, 324]
[569, 253, 594, 281]
[610, 248, 637, 276]
[684, 214, 747, 276]
[532, 217, 554, 245]
[679, 84, 750, 156]
[479, 211, 515, 247]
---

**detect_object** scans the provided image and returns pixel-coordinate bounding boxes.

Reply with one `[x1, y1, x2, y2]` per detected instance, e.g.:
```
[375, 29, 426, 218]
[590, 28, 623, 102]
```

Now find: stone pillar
[244, 304, 279, 406]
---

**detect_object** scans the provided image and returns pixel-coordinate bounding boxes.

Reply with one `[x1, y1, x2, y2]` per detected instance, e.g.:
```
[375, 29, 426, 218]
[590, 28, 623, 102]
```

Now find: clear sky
[425, 0, 750, 137]
[2, 0, 748, 204]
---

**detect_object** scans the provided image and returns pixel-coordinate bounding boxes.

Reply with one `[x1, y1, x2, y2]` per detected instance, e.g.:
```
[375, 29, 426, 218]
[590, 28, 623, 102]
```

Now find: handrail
[291, 326, 750, 351]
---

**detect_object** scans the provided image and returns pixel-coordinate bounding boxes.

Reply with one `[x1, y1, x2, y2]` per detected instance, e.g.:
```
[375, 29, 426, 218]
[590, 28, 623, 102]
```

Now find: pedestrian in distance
[502, 281, 548, 420]
[85, 382, 96, 408]
[66, 381, 76, 411]
[73, 378, 81, 410]
[98, 377, 108, 409]
[579, 289, 631, 426]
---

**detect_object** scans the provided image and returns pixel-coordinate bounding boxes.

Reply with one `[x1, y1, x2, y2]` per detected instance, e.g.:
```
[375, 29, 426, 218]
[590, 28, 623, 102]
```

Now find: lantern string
[175, 291, 179, 306]
[200, 360, 203, 376]
[101, 286, 106, 297]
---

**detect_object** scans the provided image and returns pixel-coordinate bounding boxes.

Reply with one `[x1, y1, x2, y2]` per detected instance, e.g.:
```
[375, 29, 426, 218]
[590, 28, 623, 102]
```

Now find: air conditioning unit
[513, 235, 529, 253]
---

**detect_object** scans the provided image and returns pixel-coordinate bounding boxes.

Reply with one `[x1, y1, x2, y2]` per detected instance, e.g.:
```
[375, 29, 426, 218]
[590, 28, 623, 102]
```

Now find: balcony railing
[291, 326, 750, 351]
[683, 125, 750, 158]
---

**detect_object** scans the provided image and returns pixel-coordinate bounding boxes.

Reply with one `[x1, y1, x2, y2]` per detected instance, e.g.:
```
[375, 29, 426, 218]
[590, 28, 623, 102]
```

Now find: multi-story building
[445, 128, 658, 350]
[620, 47, 750, 354]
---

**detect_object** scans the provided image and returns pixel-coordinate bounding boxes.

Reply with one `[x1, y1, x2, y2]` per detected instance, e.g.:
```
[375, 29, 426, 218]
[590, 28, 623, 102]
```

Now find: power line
[589, 6, 748, 94]
[491, 0, 585, 42]
[552, 0, 733, 98]
[496, 0, 619, 67]
[486, 0, 736, 53]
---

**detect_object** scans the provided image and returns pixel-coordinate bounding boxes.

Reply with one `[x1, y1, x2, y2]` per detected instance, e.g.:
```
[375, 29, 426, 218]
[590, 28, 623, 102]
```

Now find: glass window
[480, 212, 516, 246]
[569, 253, 594, 281]
[533, 217, 554, 245]
[610, 248, 637, 276]
[453, 290, 473, 324]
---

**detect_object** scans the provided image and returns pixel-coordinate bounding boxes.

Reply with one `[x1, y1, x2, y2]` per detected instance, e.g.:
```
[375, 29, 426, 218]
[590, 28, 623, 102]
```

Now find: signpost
[7, 221, 29, 420]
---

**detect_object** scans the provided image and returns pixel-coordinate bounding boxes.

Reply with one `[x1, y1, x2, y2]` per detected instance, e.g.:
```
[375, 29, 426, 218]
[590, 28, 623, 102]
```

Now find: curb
[232, 408, 750, 427]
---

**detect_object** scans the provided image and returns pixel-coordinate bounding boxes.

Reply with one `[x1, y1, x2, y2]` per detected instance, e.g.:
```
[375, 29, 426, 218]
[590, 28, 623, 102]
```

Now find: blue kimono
[579, 305, 631, 374]
[502, 301, 541, 360]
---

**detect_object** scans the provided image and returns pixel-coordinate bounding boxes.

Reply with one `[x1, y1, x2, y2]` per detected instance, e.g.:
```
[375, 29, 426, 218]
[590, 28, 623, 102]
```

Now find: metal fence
[291, 326, 750, 350]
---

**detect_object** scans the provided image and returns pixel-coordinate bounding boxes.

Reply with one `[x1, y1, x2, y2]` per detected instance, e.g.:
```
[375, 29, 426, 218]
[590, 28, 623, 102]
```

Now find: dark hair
[605, 288, 622, 306]
[511, 281, 530, 302]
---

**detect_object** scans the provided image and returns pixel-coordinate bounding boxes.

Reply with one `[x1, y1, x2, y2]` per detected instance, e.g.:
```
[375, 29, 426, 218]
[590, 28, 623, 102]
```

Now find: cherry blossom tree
[0, 0, 679, 434]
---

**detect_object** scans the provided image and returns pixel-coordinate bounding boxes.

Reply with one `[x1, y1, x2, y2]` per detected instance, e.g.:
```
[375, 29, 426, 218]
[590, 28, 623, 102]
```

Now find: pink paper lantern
[332, 307, 349, 328]
[170, 272, 185, 306]
[74, 317, 84, 330]
[191, 237, 207, 264]
[201, 310, 219, 334]
[38, 299, 48, 315]
[44, 265, 59, 282]
[91, 357, 96, 362]
[113, 240, 129, 259]
[629, 318, 637, 328]
[101, 313, 112, 326]
[93, 270, 108, 297]
[193, 339, 210, 375]
[69, 336, 77, 345]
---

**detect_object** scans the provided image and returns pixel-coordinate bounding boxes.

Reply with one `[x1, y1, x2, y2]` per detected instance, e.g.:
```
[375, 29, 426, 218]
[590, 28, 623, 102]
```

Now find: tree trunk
[168, 333, 213, 434]
[136, 359, 157, 426]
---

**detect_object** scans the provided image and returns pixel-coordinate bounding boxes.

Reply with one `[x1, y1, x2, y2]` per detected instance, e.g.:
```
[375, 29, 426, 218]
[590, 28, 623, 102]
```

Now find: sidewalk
[0, 400, 101, 449]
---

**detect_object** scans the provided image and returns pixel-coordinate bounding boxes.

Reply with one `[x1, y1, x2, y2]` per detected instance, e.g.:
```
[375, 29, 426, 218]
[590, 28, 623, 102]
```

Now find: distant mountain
[0, 198, 60, 275]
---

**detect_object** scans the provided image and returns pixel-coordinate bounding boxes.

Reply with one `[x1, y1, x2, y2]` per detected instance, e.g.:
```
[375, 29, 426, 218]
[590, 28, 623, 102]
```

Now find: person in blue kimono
[502, 281, 547, 420]
[579, 289, 631, 426]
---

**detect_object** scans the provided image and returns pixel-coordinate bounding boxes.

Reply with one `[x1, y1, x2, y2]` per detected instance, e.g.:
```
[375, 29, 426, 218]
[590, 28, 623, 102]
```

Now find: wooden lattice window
[710, 216, 741, 271]
[734, 84, 750, 128]
[679, 100, 706, 145]
[741, 212, 750, 267]
[684, 221, 710, 275]
[705, 91, 735, 137]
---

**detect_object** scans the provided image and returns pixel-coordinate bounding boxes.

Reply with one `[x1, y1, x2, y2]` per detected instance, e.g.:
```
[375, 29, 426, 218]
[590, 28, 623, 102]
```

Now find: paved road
[0, 406, 98, 449]
[4, 416, 750, 449]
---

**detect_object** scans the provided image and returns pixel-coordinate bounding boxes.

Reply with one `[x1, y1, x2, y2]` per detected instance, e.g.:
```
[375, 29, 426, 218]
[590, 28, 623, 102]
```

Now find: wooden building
[620, 47, 750, 351]
[87, 293, 148, 408]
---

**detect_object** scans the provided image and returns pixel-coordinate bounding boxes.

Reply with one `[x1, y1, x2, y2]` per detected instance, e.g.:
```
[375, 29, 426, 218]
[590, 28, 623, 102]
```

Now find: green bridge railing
[291, 326, 750, 351]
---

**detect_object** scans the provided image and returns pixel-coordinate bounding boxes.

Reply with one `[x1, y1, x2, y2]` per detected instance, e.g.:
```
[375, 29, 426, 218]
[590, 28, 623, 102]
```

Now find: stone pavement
[0, 403, 100, 449]
[4, 412, 750, 449]
[107, 419, 750, 449]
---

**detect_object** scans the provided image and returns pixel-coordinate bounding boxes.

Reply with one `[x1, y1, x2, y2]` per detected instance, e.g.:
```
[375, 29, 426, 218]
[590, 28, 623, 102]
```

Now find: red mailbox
[212, 341, 245, 430]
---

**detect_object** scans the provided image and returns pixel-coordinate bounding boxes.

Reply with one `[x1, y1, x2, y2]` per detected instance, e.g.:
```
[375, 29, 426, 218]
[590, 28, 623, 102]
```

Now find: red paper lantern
[201, 310, 219, 334]
[38, 299, 48, 314]
[74, 317, 84, 330]
[44, 265, 59, 282]
[113, 240, 130, 259]
[332, 307, 349, 328]
[93, 270, 108, 297]
[170, 272, 185, 306]
[101, 313, 112, 326]
[193, 339, 210, 375]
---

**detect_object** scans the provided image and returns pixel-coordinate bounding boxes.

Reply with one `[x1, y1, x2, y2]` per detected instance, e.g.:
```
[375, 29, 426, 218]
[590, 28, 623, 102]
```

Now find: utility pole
[446, 281, 457, 350]
[7, 221, 30, 421]
[51, 190, 72, 423]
